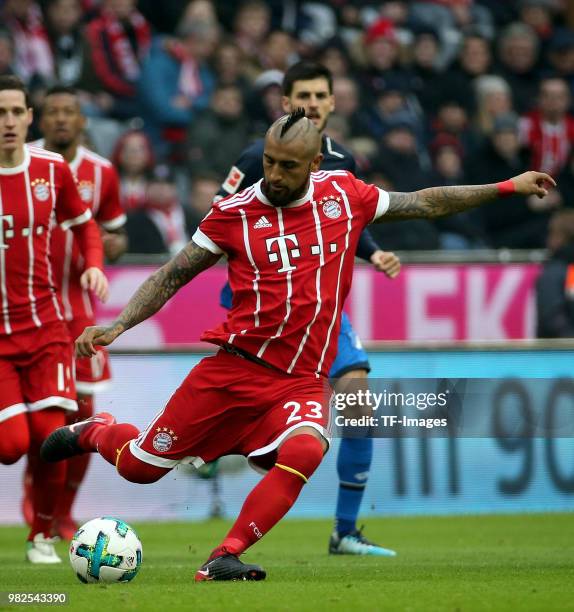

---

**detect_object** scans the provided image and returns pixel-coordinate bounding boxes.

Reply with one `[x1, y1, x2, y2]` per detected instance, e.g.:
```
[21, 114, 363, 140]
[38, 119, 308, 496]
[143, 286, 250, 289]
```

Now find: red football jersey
[34, 142, 126, 322]
[519, 111, 574, 175]
[0, 145, 93, 335]
[194, 170, 389, 377]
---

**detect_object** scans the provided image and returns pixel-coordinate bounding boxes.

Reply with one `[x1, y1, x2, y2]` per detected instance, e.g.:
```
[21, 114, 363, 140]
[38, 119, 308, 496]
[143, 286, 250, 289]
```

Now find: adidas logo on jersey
[253, 216, 272, 229]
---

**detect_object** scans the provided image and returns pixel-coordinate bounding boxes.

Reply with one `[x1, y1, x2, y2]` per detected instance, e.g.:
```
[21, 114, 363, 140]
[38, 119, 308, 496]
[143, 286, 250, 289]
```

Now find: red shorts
[67, 318, 112, 394]
[130, 350, 332, 472]
[0, 320, 77, 423]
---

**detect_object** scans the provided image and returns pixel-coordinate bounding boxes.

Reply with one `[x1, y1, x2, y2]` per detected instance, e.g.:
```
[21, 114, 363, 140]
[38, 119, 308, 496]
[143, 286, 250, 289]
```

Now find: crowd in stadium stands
[2, 0, 574, 252]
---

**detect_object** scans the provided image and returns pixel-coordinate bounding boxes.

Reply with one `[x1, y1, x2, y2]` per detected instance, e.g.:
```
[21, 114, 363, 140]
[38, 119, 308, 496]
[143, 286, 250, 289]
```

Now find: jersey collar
[0, 145, 31, 175]
[69, 145, 86, 173]
[255, 178, 314, 208]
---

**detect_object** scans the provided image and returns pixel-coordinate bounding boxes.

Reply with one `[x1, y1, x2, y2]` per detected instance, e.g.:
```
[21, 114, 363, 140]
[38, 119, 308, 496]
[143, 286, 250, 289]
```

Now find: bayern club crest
[78, 180, 94, 202]
[152, 427, 178, 453]
[321, 194, 342, 219]
[31, 178, 50, 201]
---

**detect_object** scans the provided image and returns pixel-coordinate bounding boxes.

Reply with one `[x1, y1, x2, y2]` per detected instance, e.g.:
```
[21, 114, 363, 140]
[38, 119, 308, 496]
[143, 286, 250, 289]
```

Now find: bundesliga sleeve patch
[222, 166, 245, 194]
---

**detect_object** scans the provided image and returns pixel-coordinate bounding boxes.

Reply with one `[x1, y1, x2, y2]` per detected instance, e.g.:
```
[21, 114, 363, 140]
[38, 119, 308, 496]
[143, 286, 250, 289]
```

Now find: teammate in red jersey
[42, 109, 554, 580]
[0, 75, 108, 563]
[21, 86, 127, 539]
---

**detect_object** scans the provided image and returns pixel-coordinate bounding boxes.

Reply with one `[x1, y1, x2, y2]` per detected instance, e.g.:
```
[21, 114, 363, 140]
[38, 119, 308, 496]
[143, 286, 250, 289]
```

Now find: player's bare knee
[333, 368, 372, 419]
[116, 448, 169, 484]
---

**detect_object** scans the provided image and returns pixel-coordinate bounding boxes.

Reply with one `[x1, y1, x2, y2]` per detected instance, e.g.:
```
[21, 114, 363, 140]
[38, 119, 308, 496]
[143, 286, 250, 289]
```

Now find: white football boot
[26, 533, 62, 564]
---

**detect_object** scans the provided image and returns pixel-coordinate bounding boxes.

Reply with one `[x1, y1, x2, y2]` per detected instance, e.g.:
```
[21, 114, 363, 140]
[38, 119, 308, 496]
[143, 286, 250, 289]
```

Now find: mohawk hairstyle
[280, 107, 306, 137]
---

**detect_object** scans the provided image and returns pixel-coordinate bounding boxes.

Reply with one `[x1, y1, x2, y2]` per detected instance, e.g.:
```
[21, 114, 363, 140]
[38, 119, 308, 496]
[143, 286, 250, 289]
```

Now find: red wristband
[496, 179, 515, 197]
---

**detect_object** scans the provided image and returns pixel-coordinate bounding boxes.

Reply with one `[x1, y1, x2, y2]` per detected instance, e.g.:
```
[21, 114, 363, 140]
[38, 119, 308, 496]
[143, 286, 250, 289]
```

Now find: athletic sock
[88, 423, 140, 466]
[57, 395, 94, 521]
[29, 453, 65, 539]
[218, 435, 324, 556]
[56, 455, 90, 521]
[335, 437, 373, 537]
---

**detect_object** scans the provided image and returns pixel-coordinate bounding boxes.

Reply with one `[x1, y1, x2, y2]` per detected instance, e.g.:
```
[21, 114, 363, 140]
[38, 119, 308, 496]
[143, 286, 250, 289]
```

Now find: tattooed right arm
[113, 241, 220, 334]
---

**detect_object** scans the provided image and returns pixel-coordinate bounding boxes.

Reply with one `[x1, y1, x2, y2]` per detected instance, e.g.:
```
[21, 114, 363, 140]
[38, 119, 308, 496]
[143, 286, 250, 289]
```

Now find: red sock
[57, 395, 94, 520]
[22, 459, 34, 527]
[91, 423, 140, 467]
[217, 435, 324, 557]
[28, 409, 67, 539]
[56, 455, 90, 521]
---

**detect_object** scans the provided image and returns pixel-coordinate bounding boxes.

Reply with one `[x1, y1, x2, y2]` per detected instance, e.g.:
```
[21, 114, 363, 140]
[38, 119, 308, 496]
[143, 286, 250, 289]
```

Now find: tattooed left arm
[377, 171, 556, 222]
[74, 240, 221, 356]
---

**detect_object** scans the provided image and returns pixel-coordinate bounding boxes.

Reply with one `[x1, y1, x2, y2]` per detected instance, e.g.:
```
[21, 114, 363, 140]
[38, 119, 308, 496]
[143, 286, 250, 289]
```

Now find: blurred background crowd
[3, 0, 574, 253]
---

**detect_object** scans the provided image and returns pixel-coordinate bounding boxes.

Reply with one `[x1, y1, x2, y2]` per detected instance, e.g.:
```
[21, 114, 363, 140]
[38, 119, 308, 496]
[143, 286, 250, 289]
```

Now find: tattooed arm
[377, 171, 556, 222]
[75, 241, 221, 356]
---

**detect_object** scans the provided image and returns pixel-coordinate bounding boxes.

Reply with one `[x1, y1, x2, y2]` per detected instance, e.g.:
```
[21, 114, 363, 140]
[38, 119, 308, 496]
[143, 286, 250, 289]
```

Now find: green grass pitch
[1, 514, 573, 612]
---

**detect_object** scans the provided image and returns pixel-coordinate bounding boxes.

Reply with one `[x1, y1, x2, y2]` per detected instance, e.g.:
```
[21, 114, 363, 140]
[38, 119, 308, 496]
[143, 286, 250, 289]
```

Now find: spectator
[474, 75, 513, 138]
[210, 41, 252, 94]
[332, 75, 370, 137]
[429, 134, 484, 248]
[260, 30, 297, 73]
[536, 209, 574, 338]
[233, 0, 272, 73]
[112, 129, 154, 212]
[126, 164, 189, 255]
[429, 134, 465, 186]
[411, 1, 494, 39]
[430, 99, 479, 157]
[0, 29, 16, 77]
[411, 0, 494, 65]
[357, 18, 411, 103]
[84, 0, 151, 119]
[470, 112, 549, 248]
[138, 9, 218, 161]
[374, 118, 429, 192]
[246, 69, 284, 137]
[364, 82, 422, 141]
[410, 26, 444, 115]
[556, 150, 574, 208]
[295, 3, 338, 52]
[44, 0, 85, 87]
[546, 28, 574, 95]
[369, 118, 439, 250]
[518, 0, 557, 43]
[317, 38, 353, 79]
[185, 171, 221, 233]
[434, 33, 493, 113]
[2, 0, 54, 85]
[495, 22, 540, 114]
[187, 84, 251, 178]
[520, 77, 574, 175]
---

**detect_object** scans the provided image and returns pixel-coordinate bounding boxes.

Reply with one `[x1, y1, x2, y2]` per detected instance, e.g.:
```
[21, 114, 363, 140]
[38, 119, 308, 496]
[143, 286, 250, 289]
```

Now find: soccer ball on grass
[69, 517, 142, 583]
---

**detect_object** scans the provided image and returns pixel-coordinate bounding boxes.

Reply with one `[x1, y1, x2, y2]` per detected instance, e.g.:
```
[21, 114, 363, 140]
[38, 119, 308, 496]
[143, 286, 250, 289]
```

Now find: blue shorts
[329, 312, 370, 378]
[220, 283, 370, 379]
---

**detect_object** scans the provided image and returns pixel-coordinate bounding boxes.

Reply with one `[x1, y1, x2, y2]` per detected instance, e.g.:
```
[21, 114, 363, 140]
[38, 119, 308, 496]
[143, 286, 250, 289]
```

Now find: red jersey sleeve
[191, 207, 229, 255]
[55, 161, 93, 229]
[347, 173, 390, 225]
[96, 165, 127, 230]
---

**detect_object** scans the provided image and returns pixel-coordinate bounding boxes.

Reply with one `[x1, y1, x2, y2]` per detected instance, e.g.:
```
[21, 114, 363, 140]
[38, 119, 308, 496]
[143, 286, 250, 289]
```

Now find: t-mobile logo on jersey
[249, 521, 263, 539]
[266, 234, 301, 273]
[0, 215, 14, 249]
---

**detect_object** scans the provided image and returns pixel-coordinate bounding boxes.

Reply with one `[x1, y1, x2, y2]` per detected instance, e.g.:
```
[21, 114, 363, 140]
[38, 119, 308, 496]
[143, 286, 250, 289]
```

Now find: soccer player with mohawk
[43, 109, 555, 580]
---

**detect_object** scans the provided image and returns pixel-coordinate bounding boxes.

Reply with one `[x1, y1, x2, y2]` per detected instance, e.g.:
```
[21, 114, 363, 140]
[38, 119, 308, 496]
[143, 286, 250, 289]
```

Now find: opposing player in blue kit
[217, 62, 400, 556]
